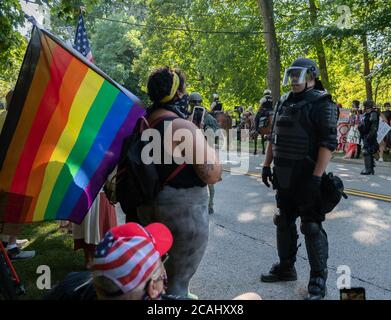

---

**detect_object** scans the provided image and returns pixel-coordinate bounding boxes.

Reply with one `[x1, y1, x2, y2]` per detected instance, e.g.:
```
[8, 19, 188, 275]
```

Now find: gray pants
[138, 186, 209, 297]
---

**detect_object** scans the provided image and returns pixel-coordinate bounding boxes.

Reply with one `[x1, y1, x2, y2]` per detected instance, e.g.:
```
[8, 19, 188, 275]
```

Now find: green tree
[133, 0, 268, 109]
[90, 14, 145, 98]
[0, 0, 27, 101]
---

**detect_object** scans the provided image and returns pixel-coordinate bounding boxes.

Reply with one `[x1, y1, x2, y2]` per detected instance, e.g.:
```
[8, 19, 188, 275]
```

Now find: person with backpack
[131, 67, 221, 299]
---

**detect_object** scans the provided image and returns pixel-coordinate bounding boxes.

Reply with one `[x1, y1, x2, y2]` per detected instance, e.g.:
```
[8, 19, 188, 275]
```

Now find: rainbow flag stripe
[0, 26, 145, 224]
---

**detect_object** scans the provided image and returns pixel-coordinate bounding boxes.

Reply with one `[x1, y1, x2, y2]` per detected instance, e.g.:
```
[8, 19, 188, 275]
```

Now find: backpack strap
[163, 163, 187, 185]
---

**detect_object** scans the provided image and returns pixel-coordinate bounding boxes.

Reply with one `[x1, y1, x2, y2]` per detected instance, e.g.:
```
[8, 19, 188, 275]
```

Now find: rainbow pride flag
[0, 26, 145, 224]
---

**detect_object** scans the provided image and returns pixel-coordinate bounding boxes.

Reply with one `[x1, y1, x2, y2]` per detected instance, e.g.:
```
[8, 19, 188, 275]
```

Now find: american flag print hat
[92, 222, 173, 293]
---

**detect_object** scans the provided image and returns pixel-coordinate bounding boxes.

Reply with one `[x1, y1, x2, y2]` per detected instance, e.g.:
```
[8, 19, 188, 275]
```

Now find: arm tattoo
[196, 163, 214, 182]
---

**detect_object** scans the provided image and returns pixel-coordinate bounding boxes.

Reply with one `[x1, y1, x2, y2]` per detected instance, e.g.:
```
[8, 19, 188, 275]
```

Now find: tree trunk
[361, 33, 373, 101]
[257, 0, 281, 104]
[373, 80, 381, 104]
[308, 0, 330, 91]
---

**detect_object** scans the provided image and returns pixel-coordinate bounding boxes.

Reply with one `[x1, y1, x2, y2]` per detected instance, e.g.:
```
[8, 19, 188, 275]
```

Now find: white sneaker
[379, 157, 384, 162]
[16, 239, 29, 248]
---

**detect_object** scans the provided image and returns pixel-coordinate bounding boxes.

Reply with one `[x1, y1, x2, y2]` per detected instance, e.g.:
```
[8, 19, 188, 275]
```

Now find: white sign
[377, 120, 391, 143]
[346, 126, 360, 144]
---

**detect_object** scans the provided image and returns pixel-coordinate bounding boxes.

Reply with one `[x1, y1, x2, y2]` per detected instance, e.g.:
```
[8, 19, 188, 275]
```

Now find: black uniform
[254, 94, 273, 131]
[264, 88, 338, 297]
[358, 110, 379, 175]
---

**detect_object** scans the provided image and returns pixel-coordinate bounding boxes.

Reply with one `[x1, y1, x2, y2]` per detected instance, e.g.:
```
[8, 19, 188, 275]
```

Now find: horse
[252, 113, 273, 155]
[214, 111, 233, 151]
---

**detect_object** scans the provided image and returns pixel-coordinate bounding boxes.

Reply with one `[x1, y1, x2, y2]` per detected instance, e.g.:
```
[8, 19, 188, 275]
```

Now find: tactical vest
[261, 95, 273, 110]
[361, 111, 379, 135]
[213, 101, 223, 111]
[271, 91, 330, 189]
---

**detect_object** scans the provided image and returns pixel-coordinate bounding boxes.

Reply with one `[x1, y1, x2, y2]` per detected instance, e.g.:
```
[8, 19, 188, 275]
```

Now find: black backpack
[104, 115, 186, 218]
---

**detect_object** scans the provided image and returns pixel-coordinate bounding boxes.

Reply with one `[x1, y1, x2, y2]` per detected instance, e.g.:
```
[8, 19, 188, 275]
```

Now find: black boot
[305, 269, 328, 300]
[261, 216, 299, 283]
[361, 154, 374, 175]
[302, 223, 329, 300]
[261, 260, 297, 282]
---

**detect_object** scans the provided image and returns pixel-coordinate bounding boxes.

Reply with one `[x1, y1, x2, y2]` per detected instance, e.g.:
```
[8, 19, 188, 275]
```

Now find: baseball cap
[92, 222, 173, 294]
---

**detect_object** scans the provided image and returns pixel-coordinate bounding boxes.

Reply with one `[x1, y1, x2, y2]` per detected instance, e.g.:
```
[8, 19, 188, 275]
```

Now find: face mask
[163, 94, 190, 119]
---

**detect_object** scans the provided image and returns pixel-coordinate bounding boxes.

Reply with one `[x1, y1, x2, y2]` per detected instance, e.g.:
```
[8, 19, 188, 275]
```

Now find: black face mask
[148, 94, 190, 119]
[162, 94, 190, 119]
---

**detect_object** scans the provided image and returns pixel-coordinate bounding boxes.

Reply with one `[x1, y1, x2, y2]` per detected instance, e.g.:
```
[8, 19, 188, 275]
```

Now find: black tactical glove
[262, 166, 273, 188]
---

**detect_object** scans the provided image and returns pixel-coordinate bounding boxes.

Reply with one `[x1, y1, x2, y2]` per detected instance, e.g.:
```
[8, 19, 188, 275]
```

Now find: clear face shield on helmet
[282, 66, 309, 86]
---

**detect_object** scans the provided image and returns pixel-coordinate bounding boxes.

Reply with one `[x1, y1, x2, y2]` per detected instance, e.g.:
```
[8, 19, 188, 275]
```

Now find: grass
[11, 222, 84, 300]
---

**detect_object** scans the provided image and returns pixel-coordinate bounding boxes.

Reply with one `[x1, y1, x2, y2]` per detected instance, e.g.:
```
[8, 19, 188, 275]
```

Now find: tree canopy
[1, 0, 390, 109]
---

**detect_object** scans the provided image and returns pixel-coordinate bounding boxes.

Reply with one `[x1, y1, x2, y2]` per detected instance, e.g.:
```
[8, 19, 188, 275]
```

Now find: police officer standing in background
[358, 100, 379, 175]
[260, 58, 338, 300]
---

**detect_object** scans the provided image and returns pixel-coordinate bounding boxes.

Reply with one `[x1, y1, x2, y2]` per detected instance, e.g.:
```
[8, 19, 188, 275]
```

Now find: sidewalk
[331, 154, 391, 168]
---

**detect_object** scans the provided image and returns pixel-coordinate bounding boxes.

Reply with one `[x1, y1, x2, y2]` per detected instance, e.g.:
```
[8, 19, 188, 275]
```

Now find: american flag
[73, 13, 93, 62]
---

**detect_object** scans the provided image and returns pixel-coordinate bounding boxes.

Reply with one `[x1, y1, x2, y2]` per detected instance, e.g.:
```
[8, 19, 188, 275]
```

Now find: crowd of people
[45, 59, 340, 301]
[1, 57, 388, 301]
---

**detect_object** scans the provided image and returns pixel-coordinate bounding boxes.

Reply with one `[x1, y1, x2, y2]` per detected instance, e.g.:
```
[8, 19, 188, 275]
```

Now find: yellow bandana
[160, 72, 180, 103]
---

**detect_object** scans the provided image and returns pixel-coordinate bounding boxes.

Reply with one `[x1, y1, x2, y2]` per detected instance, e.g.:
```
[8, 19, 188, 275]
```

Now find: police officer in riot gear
[254, 89, 274, 131]
[260, 58, 338, 300]
[210, 93, 223, 114]
[358, 100, 379, 175]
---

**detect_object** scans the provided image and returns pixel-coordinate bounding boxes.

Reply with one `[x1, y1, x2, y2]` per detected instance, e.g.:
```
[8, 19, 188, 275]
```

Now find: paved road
[116, 152, 391, 300]
[190, 152, 391, 300]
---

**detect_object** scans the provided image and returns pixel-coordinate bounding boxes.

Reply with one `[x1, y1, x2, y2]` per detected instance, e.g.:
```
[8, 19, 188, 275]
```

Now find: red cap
[92, 223, 173, 293]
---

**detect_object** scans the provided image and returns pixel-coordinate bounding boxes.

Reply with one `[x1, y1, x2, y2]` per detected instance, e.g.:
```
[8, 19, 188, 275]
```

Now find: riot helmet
[189, 92, 203, 107]
[363, 100, 375, 111]
[282, 57, 320, 87]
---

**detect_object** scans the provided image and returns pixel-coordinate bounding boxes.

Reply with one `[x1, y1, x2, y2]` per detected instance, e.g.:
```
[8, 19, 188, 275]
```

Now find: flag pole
[24, 14, 37, 26]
